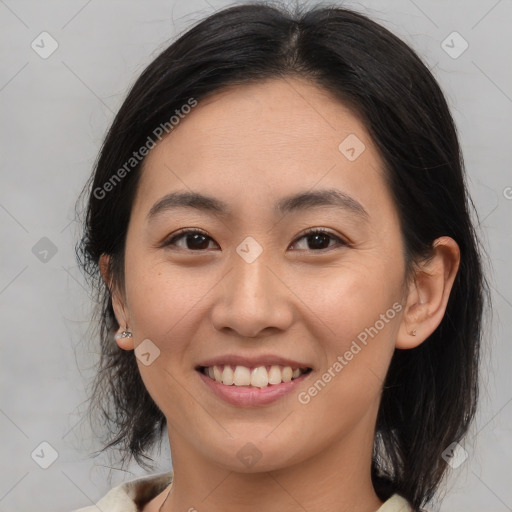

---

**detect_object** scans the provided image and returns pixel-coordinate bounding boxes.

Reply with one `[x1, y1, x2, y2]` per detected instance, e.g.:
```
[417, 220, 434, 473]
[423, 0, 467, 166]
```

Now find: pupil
[188, 234, 209, 250]
[309, 234, 329, 250]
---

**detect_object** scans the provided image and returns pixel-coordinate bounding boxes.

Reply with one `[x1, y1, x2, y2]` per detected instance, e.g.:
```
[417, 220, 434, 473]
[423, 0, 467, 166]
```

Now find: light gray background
[1, 0, 511, 511]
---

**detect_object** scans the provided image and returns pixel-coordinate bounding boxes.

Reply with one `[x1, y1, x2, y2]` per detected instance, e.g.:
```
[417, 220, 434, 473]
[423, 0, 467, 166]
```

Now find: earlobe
[99, 254, 134, 351]
[114, 328, 134, 350]
[396, 236, 460, 349]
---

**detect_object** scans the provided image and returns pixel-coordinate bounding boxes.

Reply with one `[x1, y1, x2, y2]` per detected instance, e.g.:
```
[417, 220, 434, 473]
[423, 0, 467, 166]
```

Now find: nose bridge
[232, 249, 273, 301]
[228, 241, 281, 311]
[210, 242, 293, 336]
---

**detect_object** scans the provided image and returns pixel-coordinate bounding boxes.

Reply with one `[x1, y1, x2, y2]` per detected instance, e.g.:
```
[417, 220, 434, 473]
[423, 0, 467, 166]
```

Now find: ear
[99, 254, 134, 351]
[396, 236, 460, 349]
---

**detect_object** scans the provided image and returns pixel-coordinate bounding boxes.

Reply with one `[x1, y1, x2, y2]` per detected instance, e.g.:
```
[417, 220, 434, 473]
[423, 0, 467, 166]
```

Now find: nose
[210, 252, 294, 338]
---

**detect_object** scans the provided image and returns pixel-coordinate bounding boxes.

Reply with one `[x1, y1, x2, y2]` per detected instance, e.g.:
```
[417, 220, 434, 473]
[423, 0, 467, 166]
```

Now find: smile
[196, 363, 313, 407]
[199, 364, 311, 388]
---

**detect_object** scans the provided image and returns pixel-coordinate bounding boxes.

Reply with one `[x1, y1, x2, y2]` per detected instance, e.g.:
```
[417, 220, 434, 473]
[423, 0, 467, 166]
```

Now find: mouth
[197, 364, 313, 388]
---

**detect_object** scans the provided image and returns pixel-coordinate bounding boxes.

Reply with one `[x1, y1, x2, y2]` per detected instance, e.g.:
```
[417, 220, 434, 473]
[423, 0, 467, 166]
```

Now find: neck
[161, 424, 383, 512]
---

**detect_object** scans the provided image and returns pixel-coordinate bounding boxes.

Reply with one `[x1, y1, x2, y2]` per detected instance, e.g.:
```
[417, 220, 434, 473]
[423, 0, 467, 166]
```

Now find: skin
[100, 77, 460, 512]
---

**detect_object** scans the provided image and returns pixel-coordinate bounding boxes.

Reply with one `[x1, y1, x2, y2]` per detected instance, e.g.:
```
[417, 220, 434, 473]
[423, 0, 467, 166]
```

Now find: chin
[199, 435, 311, 474]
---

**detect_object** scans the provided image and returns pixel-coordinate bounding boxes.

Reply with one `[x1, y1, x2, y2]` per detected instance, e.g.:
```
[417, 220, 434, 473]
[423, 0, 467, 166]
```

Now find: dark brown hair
[76, 2, 488, 510]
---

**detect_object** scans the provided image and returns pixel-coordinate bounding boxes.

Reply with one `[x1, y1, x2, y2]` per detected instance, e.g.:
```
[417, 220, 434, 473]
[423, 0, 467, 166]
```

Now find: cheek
[296, 266, 401, 425]
[123, 257, 212, 349]
[299, 260, 402, 343]
[122, 259, 212, 411]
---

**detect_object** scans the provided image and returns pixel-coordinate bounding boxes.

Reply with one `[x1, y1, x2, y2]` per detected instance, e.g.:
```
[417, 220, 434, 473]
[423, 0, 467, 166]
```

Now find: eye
[289, 228, 348, 251]
[162, 227, 347, 252]
[163, 228, 218, 251]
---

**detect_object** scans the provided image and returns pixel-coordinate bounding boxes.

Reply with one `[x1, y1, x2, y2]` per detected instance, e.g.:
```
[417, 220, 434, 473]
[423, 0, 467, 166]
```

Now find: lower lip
[197, 370, 312, 406]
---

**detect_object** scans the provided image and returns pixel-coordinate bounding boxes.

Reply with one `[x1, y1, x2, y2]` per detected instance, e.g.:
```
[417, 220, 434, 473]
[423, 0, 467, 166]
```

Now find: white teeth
[251, 366, 269, 388]
[233, 365, 251, 386]
[204, 364, 308, 387]
[282, 366, 293, 382]
[268, 365, 282, 385]
[221, 365, 234, 385]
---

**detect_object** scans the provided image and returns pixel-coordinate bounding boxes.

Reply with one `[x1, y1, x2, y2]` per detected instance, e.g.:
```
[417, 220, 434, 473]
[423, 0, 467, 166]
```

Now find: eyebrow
[147, 189, 369, 221]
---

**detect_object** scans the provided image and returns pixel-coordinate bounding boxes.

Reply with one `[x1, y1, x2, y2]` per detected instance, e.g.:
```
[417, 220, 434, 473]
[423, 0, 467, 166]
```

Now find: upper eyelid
[291, 229, 348, 249]
[164, 227, 347, 249]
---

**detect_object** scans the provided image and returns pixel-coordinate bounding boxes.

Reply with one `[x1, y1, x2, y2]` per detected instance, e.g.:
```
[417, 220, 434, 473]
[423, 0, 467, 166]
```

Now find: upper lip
[196, 354, 312, 370]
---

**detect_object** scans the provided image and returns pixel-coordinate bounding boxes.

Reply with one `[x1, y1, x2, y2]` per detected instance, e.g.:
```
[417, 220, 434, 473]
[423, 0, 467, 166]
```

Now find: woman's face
[116, 77, 409, 472]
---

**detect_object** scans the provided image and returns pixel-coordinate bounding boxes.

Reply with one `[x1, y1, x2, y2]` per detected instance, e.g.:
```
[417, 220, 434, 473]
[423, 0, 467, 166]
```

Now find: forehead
[152, 78, 372, 167]
[133, 77, 393, 222]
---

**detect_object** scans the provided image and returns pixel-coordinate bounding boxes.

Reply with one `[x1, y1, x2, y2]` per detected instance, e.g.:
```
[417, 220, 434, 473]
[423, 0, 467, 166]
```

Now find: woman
[74, 2, 486, 511]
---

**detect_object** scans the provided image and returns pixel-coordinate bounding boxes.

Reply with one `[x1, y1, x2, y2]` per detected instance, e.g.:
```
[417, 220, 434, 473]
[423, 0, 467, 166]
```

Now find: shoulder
[376, 493, 413, 512]
[71, 472, 173, 512]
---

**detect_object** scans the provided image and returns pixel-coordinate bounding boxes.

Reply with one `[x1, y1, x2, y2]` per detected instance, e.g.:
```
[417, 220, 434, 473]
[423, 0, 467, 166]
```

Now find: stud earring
[410, 330, 417, 336]
[115, 329, 133, 340]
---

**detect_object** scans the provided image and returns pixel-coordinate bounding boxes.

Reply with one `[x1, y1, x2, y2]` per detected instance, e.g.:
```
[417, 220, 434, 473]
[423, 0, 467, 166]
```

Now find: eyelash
[162, 227, 348, 252]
